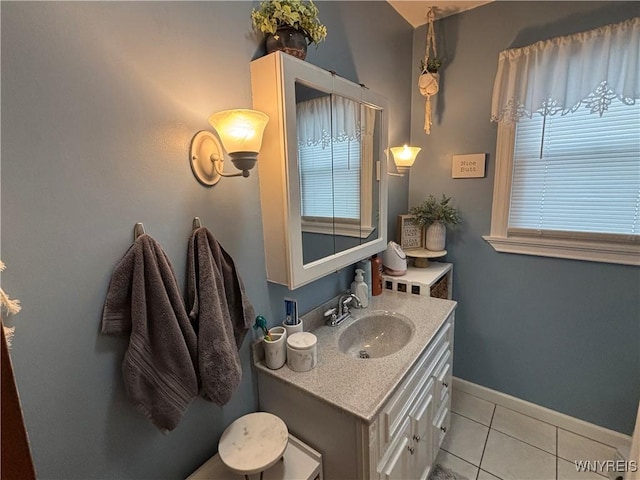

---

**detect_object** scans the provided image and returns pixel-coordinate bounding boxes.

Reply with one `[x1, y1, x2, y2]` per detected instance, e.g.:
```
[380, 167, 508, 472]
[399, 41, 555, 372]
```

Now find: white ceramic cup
[263, 329, 287, 370]
[282, 319, 303, 337]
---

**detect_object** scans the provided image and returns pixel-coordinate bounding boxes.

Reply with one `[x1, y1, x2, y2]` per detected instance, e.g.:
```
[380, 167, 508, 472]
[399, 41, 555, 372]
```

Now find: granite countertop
[253, 291, 457, 423]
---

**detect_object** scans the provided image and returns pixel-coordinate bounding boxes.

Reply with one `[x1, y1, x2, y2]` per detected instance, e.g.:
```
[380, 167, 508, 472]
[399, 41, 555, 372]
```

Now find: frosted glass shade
[208, 109, 269, 154]
[390, 145, 421, 172]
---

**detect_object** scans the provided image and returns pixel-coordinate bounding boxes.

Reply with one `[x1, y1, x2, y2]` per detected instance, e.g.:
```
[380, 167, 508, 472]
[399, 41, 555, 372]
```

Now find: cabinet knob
[407, 446, 415, 455]
[413, 434, 421, 442]
[442, 382, 448, 388]
[440, 426, 447, 433]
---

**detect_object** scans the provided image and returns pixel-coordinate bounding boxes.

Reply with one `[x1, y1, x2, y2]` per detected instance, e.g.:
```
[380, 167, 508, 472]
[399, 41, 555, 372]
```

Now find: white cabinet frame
[251, 52, 389, 289]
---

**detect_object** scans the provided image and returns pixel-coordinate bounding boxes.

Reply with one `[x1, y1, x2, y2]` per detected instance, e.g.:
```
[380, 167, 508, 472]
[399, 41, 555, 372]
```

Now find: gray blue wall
[3, 2, 637, 478]
[0, 2, 412, 478]
[409, 1, 639, 435]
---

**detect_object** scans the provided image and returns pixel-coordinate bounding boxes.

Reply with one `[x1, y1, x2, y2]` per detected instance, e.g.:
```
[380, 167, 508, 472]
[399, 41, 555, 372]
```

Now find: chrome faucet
[324, 292, 363, 327]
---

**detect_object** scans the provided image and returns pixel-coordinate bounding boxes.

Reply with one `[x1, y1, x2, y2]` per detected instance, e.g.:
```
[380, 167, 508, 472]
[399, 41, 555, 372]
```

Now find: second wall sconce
[190, 109, 269, 186]
[389, 145, 421, 177]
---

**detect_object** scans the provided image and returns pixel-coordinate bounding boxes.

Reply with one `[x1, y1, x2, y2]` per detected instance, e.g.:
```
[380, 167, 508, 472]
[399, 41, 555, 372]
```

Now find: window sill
[483, 235, 640, 266]
[302, 218, 374, 239]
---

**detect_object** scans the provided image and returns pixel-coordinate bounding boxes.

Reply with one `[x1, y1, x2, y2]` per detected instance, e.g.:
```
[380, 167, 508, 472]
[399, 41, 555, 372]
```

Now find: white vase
[425, 222, 446, 251]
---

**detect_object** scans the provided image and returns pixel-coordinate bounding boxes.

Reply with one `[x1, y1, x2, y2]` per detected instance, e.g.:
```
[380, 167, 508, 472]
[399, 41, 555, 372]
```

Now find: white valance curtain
[491, 17, 639, 123]
[297, 95, 361, 148]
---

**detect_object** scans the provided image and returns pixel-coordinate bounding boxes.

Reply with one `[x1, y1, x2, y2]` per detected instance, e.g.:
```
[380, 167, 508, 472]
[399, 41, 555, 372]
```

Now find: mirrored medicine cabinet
[251, 52, 389, 289]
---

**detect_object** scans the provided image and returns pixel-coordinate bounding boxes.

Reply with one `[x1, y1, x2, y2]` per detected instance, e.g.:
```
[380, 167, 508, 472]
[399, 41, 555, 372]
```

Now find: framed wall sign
[397, 215, 423, 250]
[452, 153, 486, 178]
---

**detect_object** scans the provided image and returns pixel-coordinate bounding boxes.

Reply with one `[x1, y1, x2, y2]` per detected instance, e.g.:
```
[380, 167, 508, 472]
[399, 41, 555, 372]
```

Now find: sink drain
[359, 350, 370, 359]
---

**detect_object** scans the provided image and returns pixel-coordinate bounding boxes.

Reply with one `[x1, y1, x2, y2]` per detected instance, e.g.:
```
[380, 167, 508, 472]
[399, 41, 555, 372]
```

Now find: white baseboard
[453, 376, 632, 451]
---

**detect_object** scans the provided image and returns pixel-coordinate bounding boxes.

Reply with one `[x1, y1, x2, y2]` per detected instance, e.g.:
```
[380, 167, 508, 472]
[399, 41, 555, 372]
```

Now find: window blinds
[299, 139, 361, 220]
[508, 98, 640, 238]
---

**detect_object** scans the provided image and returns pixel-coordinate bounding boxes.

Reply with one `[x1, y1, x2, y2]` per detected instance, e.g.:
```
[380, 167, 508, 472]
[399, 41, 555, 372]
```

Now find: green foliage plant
[251, 0, 328, 45]
[420, 58, 443, 74]
[410, 194, 461, 228]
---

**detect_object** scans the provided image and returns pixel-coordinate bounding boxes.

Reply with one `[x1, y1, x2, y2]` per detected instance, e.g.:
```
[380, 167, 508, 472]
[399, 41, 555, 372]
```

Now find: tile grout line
[452, 409, 558, 459]
[453, 388, 624, 451]
[491, 427, 559, 457]
[451, 409, 492, 428]
[477, 404, 497, 474]
[557, 425, 623, 450]
[440, 449, 481, 474]
[453, 394, 613, 480]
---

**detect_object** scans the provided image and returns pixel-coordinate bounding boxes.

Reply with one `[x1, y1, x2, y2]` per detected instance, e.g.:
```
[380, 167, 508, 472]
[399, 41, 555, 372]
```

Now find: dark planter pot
[266, 27, 308, 60]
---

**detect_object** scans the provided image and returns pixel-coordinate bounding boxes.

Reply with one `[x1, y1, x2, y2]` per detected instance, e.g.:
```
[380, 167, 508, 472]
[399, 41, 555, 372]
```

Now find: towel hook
[134, 222, 146, 240]
[193, 217, 202, 230]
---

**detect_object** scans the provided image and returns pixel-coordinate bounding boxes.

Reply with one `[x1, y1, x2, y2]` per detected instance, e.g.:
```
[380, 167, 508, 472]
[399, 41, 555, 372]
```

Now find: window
[299, 139, 361, 221]
[484, 18, 640, 265]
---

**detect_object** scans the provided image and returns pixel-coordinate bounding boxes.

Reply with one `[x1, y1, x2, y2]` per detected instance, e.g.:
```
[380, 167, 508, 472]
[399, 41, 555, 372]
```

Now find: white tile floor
[437, 389, 619, 480]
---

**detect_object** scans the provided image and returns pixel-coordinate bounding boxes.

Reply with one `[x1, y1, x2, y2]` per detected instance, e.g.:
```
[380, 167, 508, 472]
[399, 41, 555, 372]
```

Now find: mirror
[295, 83, 382, 265]
[251, 52, 388, 289]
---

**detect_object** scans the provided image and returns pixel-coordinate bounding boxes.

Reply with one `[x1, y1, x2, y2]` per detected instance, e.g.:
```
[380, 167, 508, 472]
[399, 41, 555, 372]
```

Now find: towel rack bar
[134, 223, 146, 240]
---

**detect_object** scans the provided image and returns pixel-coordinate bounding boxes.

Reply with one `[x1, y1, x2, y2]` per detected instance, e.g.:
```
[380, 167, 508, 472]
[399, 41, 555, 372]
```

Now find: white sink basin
[338, 311, 415, 359]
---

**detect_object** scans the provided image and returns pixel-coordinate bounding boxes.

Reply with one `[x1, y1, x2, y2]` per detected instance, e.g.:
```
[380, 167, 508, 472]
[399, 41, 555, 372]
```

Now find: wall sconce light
[189, 109, 269, 186]
[389, 145, 421, 177]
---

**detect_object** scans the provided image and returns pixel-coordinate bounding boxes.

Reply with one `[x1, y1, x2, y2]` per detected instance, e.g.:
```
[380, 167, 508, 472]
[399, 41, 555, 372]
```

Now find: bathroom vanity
[254, 292, 456, 479]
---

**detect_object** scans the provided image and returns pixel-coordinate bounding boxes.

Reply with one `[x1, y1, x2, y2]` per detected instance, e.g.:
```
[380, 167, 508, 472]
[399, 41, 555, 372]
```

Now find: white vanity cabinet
[257, 312, 454, 480]
[376, 318, 453, 480]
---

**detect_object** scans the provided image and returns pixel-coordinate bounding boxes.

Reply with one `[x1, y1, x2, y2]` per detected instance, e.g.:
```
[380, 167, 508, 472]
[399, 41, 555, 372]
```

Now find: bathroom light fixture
[389, 145, 421, 176]
[189, 109, 269, 186]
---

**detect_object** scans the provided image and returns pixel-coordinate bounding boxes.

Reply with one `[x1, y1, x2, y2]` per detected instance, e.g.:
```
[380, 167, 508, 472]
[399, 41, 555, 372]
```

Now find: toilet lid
[218, 412, 288, 475]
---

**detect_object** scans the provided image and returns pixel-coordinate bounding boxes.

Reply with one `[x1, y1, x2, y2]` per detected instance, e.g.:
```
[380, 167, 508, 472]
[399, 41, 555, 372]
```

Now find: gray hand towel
[186, 227, 255, 406]
[102, 234, 198, 433]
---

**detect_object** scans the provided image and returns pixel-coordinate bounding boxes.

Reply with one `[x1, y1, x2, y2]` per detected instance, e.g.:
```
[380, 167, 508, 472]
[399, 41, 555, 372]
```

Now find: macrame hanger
[423, 7, 437, 70]
[419, 7, 440, 135]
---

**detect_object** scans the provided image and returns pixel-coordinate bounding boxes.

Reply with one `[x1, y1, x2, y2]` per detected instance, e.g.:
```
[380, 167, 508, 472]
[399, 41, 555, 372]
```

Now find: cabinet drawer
[433, 349, 452, 405]
[432, 394, 451, 458]
[381, 320, 451, 444]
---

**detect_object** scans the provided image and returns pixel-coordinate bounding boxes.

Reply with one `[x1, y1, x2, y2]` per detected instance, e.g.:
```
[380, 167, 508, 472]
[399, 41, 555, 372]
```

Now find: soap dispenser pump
[351, 269, 369, 308]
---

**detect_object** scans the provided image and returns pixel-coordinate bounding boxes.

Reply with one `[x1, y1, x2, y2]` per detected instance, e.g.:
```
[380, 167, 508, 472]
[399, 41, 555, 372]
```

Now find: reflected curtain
[297, 95, 361, 148]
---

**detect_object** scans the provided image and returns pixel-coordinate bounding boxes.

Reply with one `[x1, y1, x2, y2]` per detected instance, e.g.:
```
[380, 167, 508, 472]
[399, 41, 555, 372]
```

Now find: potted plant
[418, 57, 443, 134]
[420, 58, 443, 74]
[251, 0, 327, 61]
[409, 194, 461, 251]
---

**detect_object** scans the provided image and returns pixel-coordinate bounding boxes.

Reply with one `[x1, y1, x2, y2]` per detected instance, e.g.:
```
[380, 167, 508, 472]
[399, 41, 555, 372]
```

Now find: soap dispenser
[351, 269, 369, 308]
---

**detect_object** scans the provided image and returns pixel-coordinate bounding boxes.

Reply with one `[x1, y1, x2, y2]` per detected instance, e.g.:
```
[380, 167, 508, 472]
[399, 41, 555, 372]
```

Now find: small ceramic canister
[286, 332, 317, 372]
[282, 319, 303, 337]
[263, 327, 287, 370]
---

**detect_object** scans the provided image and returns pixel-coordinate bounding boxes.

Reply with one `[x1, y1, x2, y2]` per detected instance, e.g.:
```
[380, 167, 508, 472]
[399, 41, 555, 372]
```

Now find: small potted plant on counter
[251, 0, 327, 61]
[410, 194, 461, 251]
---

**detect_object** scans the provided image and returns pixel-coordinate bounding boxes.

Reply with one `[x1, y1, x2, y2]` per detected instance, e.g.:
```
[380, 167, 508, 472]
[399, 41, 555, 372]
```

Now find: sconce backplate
[190, 130, 223, 186]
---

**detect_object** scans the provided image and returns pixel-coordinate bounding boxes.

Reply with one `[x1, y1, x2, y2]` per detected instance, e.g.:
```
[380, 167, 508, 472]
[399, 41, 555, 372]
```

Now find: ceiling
[388, 1, 493, 27]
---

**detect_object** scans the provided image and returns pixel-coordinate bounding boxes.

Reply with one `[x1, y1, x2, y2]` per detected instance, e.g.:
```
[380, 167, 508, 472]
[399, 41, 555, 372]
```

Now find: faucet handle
[351, 294, 363, 308]
[324, 308, 337, 318]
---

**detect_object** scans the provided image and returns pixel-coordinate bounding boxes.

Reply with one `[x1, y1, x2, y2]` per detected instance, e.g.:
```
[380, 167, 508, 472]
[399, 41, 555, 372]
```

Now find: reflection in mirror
[295, 82, 381, 265]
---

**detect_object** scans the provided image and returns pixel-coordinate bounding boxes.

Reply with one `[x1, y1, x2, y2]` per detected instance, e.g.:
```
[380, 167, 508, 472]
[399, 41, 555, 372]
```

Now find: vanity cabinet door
[379, 419, 412, 480]
[410, 380, 435, 480]
[432, 394, 451, 460]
